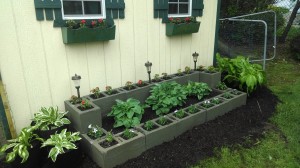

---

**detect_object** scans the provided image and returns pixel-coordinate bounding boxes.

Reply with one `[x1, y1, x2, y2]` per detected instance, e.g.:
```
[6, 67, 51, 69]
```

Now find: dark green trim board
[34, 0, 125, 27]
[213, 0, 221, 66]
[0, 94, 11, 139]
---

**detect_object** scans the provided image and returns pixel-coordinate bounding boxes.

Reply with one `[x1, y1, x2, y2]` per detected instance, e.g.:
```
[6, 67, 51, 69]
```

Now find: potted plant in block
[123, 81, 137, 91]
[69, 95, 81, 105]
[152, 74, 163, 83]
[78, 99, 94, 111]
[89, 87, 105, 99]
[166, 17, 201, 36]
[41, 129, 82, 168]
[61, 19, 116, 44]
[136, 80, 149, 88]
[0, 125, 43, 168]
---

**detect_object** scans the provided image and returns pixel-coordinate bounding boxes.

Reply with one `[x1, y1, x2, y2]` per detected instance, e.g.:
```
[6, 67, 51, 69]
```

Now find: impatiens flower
[169, 17, 173, 21]
[81, 20, 86, 24]
[185, 17, 191, 22]
[98, 19, 103, 23]
[137, 80, 143, 85]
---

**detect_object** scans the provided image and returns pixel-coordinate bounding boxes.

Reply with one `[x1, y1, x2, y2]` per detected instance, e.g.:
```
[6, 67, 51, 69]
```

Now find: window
[61, 0, 106, 19]
[168, 0, 192, 17]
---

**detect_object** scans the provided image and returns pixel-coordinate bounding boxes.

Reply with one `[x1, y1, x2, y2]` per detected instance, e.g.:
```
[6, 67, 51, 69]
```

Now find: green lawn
[192, 59, 300, 168]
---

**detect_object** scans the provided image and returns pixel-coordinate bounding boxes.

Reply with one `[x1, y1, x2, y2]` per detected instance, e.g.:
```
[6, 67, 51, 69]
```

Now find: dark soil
[0, 86, 278, 168]
[89, 93, 106, 99]
[99, 140, 118, 148]
[120, 132, 138, 140]
[123, 86, 137, 91]
[77, 106, 94, 111]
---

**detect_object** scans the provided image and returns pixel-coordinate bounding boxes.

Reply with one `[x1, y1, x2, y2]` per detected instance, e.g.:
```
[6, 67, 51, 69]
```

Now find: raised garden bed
[64, 72, 247, 168]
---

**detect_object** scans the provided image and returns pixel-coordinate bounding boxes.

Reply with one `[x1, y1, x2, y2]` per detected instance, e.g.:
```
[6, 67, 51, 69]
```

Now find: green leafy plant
[87, 124, 103, 139]
[0, 125, 42, 163]
[231, 89, 241, 95]
[70, 95, 81, 104]
[146, 81, 187, 116]
[216, 53, 265, 94]
[108, 98, 145, 128]
[184, 82, 212, 100]
[216, 82, 228, 90]
[187, 105, 199, 114]
[162, 73, 168, 80]
[157, 116, 168, 125]
[185, 66, 191, 74]
[66, 20, 77, 29]
[154, 74, 160, 81]
[177, 69, 184, 76]
[201, 100, 214, 108]
[41, 129, 81, 162]
[105, 86, 113, 95]
[211, 98, 222, 105]
[80, 99, 93, 110]
[207, 66, 216, 73]
[125, 81, 134, 90]
[197, 65, 205, 71]
[32, 106, 71, 130]
[105, 131, 114, 143]
[90, 87, 101, 98]
[144, 121, 154, 131]
[222, 92, 233, 99]
[174, 109, 185, 119]
[122, 129, 136, 139]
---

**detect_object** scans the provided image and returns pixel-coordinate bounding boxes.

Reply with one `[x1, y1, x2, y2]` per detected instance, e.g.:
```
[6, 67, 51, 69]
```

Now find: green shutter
[34, 0, 61, 21]
[105, 0, 125, 19]
[192, 0, 204, 17]
[154, 0, 168, 20]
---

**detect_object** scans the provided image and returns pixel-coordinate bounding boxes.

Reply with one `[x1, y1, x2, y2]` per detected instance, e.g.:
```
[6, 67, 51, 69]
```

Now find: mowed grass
[192, 59, 300, 168]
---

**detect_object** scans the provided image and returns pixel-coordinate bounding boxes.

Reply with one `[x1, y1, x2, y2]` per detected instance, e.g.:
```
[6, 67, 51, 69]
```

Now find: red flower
[137, 80, 143, 85]
[169, 18, 173, 21]
[91, 21, 96, 26]
[185, 17, 191, 22]
[81, 100, 85, 105]
[81, 20, 86, 24]
[98, 19, 103, 23]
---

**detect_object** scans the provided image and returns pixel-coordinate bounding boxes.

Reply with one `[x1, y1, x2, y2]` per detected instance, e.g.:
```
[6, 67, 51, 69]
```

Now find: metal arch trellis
[219, 10, 277, 70]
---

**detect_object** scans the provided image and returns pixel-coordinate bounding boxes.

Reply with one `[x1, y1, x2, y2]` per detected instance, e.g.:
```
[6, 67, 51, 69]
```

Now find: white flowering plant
[87, 124, 103, 139]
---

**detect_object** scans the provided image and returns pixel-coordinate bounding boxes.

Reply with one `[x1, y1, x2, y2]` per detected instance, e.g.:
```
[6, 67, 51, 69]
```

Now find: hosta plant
[146, 81, 187, 116]
[32, 106, 71, 130]
[216, 53, 265, 94]
[41, 129, 81, 162]
[108, 98, 145, 128]
[0, 125, 42, 163]
[184, 82, 212, 100]
[87, 124, 104, 139]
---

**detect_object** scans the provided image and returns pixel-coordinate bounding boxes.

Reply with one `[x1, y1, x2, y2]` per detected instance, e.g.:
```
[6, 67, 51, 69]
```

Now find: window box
[166, 22, 200, 36]
[61, 25, 116, 44]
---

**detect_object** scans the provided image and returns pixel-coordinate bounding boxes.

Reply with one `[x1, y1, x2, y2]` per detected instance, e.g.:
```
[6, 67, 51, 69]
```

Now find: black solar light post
[72, 74, 81, 98]
[145, 61, 152, 83]
[192, 52, 199, 71]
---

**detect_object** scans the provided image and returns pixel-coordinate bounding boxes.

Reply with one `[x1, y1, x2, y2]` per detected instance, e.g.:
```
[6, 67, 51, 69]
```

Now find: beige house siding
[0, 0, 218, 133]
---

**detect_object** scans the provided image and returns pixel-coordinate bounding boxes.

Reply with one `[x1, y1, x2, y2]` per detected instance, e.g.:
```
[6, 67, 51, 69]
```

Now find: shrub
[216, 53, 265, 94]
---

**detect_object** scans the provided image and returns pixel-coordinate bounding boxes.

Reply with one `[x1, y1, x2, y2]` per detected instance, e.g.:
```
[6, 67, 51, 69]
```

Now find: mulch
[0, 86, 279, 168]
